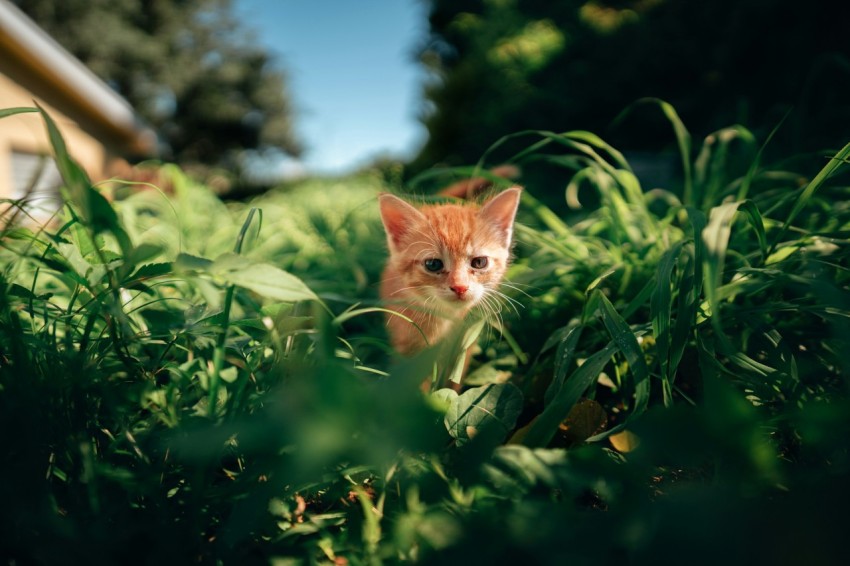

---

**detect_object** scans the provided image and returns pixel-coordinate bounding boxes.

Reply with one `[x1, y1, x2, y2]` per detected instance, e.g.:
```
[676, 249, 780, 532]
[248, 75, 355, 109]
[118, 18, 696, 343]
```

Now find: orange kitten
[378, 188, 522, 358]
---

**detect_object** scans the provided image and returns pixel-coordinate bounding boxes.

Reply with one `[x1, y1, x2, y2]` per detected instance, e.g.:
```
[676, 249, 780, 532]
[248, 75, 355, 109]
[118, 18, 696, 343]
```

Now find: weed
[1, 104, 848, 563]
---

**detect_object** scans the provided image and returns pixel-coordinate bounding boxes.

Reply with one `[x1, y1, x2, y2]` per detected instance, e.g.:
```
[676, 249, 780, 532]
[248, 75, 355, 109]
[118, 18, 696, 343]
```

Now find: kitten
[378, 187, 522, 360]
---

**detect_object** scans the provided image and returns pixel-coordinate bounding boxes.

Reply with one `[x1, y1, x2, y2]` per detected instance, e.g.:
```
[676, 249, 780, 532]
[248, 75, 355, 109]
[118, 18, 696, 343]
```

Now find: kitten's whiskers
[500, 280, 535, 298]
[488, 288, 523, 316]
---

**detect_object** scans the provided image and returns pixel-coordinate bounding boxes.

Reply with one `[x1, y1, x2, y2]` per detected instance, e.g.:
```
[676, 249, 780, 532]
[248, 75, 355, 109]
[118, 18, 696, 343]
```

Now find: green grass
[1, 104, 849, 564]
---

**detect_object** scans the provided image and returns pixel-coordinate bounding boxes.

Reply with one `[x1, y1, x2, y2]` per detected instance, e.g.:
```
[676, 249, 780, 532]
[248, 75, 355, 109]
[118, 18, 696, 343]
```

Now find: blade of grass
[523, 339, 618, 448]
[35, 104, 144, 371]
[693, 126, 756, 209]
[669, 251, 696, 380]
[36, 104, 135, 261]
[597, 292, 650, 419]
[736, 109, 791, 201]
[702, 201, 743, 337]
[0, 107, 38, 119]
[543, 321, 584, 406]
[614, 98, 693, 205]
[702, 199, 769, 333]
[771, 142, 850, 253]
[651, 241, 686, 407]
[208, 208, 260, 418]
[621, 276, 656, 320]
[525, 284, 652, 448]
[737, 200, 769, 264]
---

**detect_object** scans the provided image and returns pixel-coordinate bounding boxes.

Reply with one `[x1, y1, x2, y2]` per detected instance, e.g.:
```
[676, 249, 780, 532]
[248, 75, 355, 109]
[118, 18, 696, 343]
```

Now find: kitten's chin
[437, 291, 479, 310]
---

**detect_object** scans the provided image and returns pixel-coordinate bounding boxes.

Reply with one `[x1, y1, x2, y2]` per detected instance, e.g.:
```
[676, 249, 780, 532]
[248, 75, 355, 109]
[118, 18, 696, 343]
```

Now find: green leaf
[597, 292, 650, 419]
[702, 201, 741, 320]
[543, 322, 584, 406]
[651, 242, 686, 406]
[584, 266, 619, 302]
[56, 242, 106, 288]
[37, 103, 89, 193]
[333, 306, 409, 327]
[175, 253, 214, 272]
[773, 142, 850, 249]
[36, 104, 134, 259]
[210, 253, 318, 302]
[621, 275, 656, 320]
[0, 107, 39, 119]
[693, 125, 756, 209]
[685, 205, 707, 309]
[448, 318, 485, 385]
[127, 262, 174, 281]
[669, 252, 697, 386]
[615, 98, 692, 205]
[219, 366, 239, 384]
[124, 262, 174, 293]
[484, 445, 569, 496]
[737, 200, 769, 263]
[736, 111, 790, 201]
[565, 130, 633, 171]
[6, 283, 51, 301]
[175, 251, 318, 305]
[523, 340, 618, 448]
[431, 388, 459, 412]
[701, 200, 767, 339]
[445, 383, 523, 447]
[126, 243, 165, 266]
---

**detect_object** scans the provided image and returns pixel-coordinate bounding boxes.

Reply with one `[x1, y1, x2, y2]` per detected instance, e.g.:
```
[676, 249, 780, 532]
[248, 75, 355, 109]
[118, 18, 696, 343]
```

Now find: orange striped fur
[378, 187, 522, 357]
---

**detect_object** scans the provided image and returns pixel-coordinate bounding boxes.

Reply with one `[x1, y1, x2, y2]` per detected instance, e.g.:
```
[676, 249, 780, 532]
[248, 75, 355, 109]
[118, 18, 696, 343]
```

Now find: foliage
[413, 0, 850, 174]
[1, 105, 849, 564]
[14, 0, 302, 169]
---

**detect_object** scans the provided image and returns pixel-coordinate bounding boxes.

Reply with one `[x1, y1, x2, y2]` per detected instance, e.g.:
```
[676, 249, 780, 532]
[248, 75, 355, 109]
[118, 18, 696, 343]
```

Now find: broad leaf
[210, 253, 318, 303]
[177, 252, 318, 303]
[445, 383, 523, 447]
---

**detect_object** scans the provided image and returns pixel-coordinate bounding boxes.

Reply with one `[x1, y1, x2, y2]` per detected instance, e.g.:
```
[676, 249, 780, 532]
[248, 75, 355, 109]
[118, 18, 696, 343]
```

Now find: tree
[412, 0, 850, 172]
[15, 0, 302, 172]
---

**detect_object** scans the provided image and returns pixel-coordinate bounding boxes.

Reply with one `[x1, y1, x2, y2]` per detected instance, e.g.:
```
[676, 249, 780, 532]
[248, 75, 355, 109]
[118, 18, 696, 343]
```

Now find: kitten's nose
[450, 285, 468, 298]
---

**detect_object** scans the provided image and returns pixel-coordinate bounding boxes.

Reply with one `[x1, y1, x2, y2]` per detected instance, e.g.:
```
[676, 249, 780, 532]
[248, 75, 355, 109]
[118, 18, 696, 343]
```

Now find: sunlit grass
[1, 104, 848, 563]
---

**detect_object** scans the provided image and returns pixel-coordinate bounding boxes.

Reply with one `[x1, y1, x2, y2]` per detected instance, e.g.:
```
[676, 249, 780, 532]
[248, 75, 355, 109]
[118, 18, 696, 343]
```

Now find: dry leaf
[609, 430, 640, 452]
[507, 416, 538, 444]
[556, 398, 608, 446]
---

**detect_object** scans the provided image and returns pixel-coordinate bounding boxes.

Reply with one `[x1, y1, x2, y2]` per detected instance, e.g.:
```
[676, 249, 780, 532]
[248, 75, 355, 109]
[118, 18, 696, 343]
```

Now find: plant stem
[208, 208, 260, 418]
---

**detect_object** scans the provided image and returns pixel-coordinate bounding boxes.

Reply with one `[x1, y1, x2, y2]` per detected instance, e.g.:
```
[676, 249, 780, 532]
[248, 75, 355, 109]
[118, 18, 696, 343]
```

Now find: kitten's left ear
[480, 187, 522, 245]
[379, 193, 427, 253]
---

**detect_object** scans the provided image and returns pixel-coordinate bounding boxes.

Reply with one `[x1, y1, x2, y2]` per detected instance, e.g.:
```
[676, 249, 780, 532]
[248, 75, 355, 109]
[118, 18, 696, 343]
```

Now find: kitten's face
[379, 188, 521, 312]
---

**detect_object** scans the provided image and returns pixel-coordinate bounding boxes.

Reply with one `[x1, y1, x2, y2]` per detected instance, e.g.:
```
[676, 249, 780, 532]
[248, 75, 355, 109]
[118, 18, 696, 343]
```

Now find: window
[9, 150, 63, 221]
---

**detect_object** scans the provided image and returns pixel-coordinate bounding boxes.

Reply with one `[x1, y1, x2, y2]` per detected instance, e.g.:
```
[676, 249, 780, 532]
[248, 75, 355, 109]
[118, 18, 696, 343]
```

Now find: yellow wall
[0, 70, 127, 200]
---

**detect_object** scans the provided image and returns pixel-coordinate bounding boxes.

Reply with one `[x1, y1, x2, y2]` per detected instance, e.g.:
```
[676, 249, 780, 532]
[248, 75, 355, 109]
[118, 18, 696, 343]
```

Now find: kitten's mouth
[443, 291, 476, 305]
[424, 288, 477, 310]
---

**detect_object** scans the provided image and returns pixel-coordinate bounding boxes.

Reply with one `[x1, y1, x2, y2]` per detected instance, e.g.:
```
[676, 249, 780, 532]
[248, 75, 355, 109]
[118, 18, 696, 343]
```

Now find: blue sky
[234, 0, 430, 174]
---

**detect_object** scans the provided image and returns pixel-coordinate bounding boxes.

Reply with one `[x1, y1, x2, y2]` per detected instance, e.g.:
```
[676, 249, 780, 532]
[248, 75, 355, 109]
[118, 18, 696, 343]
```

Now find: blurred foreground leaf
[445, 383, 523, 447]
[176, 252, 318, 302]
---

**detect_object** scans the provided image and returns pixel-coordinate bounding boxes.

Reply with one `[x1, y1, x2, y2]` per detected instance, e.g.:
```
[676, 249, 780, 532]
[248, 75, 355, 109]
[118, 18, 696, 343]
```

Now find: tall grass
[1, 104, 848, 564]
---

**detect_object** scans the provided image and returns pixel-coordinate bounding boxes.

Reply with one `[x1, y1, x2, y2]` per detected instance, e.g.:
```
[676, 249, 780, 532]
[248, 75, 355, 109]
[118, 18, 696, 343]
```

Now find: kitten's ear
[379, 193, 426, 252]
[480, 187, 522, 246]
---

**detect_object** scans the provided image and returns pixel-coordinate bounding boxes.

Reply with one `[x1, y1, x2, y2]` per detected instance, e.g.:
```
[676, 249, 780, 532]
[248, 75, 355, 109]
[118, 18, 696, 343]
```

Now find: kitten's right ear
[379, 193, 426, 252]
[479, 187, 522, 247]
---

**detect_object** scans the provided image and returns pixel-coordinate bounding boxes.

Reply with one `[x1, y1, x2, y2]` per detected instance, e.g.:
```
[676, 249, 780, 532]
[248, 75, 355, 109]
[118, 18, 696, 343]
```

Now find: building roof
[0, 0, 157, 157]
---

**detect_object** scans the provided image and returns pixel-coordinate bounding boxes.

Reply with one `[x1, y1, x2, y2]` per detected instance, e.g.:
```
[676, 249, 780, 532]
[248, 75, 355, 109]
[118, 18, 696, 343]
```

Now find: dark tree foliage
[413, 0, 850, 171]
[15, 0, 302, 168]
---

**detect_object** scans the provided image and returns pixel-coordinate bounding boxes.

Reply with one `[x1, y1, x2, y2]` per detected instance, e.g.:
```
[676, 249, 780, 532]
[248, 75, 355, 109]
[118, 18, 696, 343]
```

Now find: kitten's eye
[471, 256, 489, 269]
[424, 258, 444, 272]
